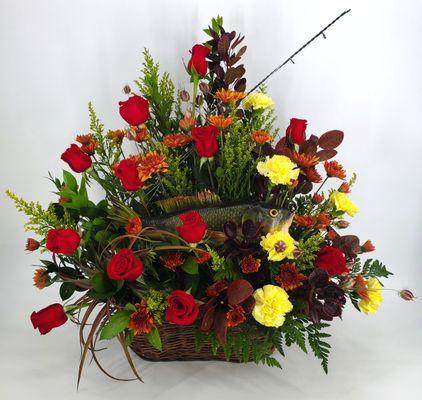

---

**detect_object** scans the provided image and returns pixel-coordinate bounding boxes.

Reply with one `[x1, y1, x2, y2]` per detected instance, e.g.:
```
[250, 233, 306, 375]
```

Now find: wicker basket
[130, 322, 262, 362]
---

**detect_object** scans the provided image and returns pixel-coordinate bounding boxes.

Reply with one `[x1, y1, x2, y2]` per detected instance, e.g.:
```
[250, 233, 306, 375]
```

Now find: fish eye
[269, 209, 279, 218]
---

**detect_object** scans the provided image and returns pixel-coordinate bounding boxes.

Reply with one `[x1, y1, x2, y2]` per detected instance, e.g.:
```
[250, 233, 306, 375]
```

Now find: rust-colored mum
[76, 134, 98, 155]
[355, 274, 369, 301]
[226, 304, 246, 328]
[251, 130, 272, 144]
[315, 212, 331, 229]
[324, 161, 346, 180]
[361, 240, 375, 252]
[194, 250, 211, 264]
[179, 114, 196, 130]
[108, 129, 126, 144]
[128, 301, 154, 335]
[125, 216, 142, 235]
[306, 167, 322, 183]
[160, 251, 184, 271]
[312, 193, 324, 204]
[163, 133, 192, 149]
[207, 115, 233, 130]
[33, 268, 48, 290]
[138, 151, 168, 182]
[215, 88, 246, 103]
[294, 214, 316, 228]
[338, 182, 350, 193]
[275, 263, 306, 291]
[292, 152, 319, 168]
[26, 238, 40, 252]
[129, 126, 149, 142]
[240, 255, 261, 274]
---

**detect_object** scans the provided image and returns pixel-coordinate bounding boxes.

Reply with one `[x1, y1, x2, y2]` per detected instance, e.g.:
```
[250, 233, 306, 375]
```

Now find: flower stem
[207, 160, 215, 191]
[191, 74, 199, 117]
[315, 177, 328, 195]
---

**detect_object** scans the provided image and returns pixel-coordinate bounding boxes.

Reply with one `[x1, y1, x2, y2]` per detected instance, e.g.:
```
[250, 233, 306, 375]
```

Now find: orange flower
[76, 134, 98, 155]
[226, 305, 246, 328]
[315, 212, 331, 229]
[179, 114, 196, 130]
[207, 115, 233, 130]
[362, 240, 375, 252]
[324, 161, 346, 180]
[292, 152, 319, 168]
[355, 274, 369, 301]
[306, 167, 322, 183]
[312, 193, 324, 204]
[339, 182, 350, 193]
[251, 130, 272, 144]
[33, 268, 48, 290]
[275, 263, 306, 291]
[215, 88, 246, 103]
[75, 134, 93, 145]
[163, 133, 192, 149]
[240, 255, 261, 274]
[128, 301, 154, 335]
[108, 129, 126, 144]
[137, 151, 168, 182]
[160, 252, 184, 271]
[128, 126, 149, 142]
[125, 216, 142, 235]
[194, 250, 211, 264]
[294, 214, 316, 228]
[26, 238, 40, 252]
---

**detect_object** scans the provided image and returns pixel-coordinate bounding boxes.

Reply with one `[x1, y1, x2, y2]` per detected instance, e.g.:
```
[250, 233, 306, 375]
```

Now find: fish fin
[156, 190, 222, 214]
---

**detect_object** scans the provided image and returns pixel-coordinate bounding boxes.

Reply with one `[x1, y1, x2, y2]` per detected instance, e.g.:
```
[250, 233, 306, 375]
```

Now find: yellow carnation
[359, 277, 383, 314]
[260, 230, 295, 262]
[257, 155, 299, 186]
[243, 93, 274, 110]
[252, 285, 293, 327]
[330, 191, 359, 216]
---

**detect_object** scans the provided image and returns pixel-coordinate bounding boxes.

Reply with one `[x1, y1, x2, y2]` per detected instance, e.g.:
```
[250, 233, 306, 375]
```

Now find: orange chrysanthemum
[207, 115, 233, 130]
[324, 161, 346, 180]
[251, 130, 272, 144]
[306, 167, 322, 183]
[138, 151, 168, 182]
[294, 214, 316, 228]
[179, 114, 196, 130]
[76, 134, 98, 155]
[275, 263, 306, 291]
[215, 88, 246, 103]
[292, 152, 320, 168]
[163, 133, 192, 149]
[315, 212, 331, 229]
[194, 250, 211, 264]
[129, 126, 149, 142]
[240, 255, 261, 274]
[226, 305, 246, 328]
[338, 182, 351, 193]
[125, 216, 142, 235]
[160, 252, 184, 271]
[108, 129, 126, 143]
[128, 301, 154, 335]
[33, 268, 48, 290]
[355, 274, 369, 301]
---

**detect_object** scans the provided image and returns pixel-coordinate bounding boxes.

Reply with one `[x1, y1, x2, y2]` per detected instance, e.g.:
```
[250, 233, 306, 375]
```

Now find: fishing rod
[248, 9, 352, 94]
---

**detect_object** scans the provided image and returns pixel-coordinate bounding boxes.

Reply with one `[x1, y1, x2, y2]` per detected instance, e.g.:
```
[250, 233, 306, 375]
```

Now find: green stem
[207, 160, 215, 191]
[191, 74, 199, 117]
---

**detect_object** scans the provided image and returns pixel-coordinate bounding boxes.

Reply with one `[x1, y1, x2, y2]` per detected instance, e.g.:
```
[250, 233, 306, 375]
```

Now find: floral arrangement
[8, 17, 414, 382]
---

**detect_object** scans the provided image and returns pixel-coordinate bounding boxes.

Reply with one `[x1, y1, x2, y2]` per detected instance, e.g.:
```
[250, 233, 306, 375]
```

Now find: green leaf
[100, 310, 132, 340]
[125, 303, 137, 312]
[94, 229, 112, 243]
[215, 167, 224, 178]
[60, 282, 76, 301]
[181, 256, 199, 275]
[91, 272, 119, 296]
[146, 327, 162, 351]
[124, 329, 135, 345]
[63, 170, 78, 192]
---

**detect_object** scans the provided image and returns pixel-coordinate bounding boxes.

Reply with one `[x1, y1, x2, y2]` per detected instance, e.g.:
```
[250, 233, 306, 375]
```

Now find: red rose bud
[61, 144, 92, 173]
[31, 303, 68, 335]
[25, 238, 40, 252]
[312, 193, 324, 204]
[46, 228, 80, 255]
[119, 95, 149, 126]
[180, 90, 190, 102]
[106, 248, 143, 281]
[286, 118, 307, 145]
[339, 182, 351, 193]
[399, 289, 416, 301]
[337, 220, 350, 229]
[187, 44, 210, 76]
[361, 240, 375, 252]
[166, 290, 199, 325]
[191, 125, 219, 158]
[113, 158, 143, 191]
[176, 210, 207, 243]
[314, 246, 349, 275]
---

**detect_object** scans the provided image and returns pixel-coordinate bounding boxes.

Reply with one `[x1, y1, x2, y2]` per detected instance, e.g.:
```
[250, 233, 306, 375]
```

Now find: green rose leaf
[60, 282, 76, 301]
[146, 327, 162, 351]
[100, 310, 132, 340]
[181, 256, 199, 275]
[62, 170, 78, 192]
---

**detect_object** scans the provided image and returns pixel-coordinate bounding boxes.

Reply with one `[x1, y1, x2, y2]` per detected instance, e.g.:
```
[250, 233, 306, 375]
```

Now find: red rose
[106, 248, 143, 281]
[46, 228, 80, 255]
[314, 246, 349, 275]
[187, 44, 210, 76]
[61, 144, 92, 173]
[191, 125, 219, 158]
[286, 118, 307, 145]
[166, 290, 199, 325]
[113, 159, 143, 191]
[119, 95, 149, 126]
[176, 211, 207, 243]
[31, 303, 68, 335]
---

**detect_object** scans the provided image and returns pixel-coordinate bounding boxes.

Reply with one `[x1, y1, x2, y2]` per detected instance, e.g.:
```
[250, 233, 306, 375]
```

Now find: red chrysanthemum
[125, 216, 142, 235]
[128, 301, 154, 335]
[163, 133, 192, 149]
[292, 152, 319, 168]
[294, 214, 316, 228]
[194, 250, 211, 264]
[306, 167, 322, 183]
[160, 252, 184, 271]
[275, 263, 306, 291]
[324, 161, 346, 180]
[315, 212, 331, 229]
[33, 268, 48, 290]
[240, 255, 261, 274]
[226, 304, 246, 328]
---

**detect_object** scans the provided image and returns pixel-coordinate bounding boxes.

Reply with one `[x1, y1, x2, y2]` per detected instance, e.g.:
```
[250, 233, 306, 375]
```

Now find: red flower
[106, 248, 143, 281]
[61, 144, 92, 173]
[113, 159, 143, 191]
[286, 118, 307, 145]
[314, 246, 349, 276]
[187, 44, 210, 76]
[25, 238, 40, 252]
[191, 125, 219, 158]
[166, 290, 199, 325]
[30, 303, 68, 335]
[176, 211, 207, 243]
[46, 228, 80, 255]
[119, 95, 149, 126]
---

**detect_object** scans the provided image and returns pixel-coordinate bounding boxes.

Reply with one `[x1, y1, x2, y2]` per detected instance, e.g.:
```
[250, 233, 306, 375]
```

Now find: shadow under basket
[130, 322, 264, 363]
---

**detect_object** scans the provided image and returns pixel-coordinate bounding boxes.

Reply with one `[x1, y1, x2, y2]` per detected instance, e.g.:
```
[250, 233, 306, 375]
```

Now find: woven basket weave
[130, 322, 260, 362]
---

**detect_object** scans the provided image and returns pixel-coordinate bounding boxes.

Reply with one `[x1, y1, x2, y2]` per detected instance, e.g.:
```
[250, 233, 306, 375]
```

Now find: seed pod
[337, 220, 350, 229]
[196, 95, 204, 106]
[199, 82, 210, 94]
[399, 289, 416, 301]
[122, 84, 131, 95]
[180, 90, 190, 102]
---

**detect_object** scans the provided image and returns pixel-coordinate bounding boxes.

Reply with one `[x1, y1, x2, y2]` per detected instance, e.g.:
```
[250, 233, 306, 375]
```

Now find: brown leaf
[300, 139, 318, 154]
[228, 55, 241, 66]
[296, 180, 313, 194]
[227, 279, 253, 305]
[316, 149, 337, 161]
[332, 235, 361, 258]
[225, 68, 238, 84]
[241, 297, 255, 314]
[318, 130, 344, 149]
[234, 77, 246, 92]
[214, 311, 228, 344]
[200, 304, 216, 332]
[232, 34, 245, 49]
[218, 35, 230, 55]
[236, 45, 247, 58]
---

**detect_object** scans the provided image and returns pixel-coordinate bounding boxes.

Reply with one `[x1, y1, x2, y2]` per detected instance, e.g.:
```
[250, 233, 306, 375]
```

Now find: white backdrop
[1, 0, 421, 399]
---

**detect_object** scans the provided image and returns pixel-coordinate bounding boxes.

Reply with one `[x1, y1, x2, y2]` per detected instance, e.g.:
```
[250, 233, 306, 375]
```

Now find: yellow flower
[257, 155, 299, 185]
[330, 191, 359, 216]
[359, 277, 383, 314]
[243, 92, 274, 110]
[260, 230, 295, 262]
[252, 285, 293, 327]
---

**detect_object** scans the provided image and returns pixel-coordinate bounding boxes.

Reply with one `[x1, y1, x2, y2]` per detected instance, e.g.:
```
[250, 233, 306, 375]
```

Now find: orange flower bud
[361, 240, 375, 252]
[339, 182, 350, 193]
[312, 193, 324, 204]
[337, 220, 349, 229]
[26, 238, 40, 252]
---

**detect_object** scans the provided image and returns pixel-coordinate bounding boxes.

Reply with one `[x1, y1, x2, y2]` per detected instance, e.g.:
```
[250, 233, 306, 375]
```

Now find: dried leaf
[227, 279, 253, 305]
[200, 304, 216, 332]
[228, 55, 241, 66]
[218, 35, 230, 55]
[316, 149, 337, 161]
[236, 45, 247, 58]
[232, 34, 245, 49]
[234, 77, 246, 92]
[318, 130, 344, 149]
[214, 310, 228, 344]
[300, 140, 318, 155]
